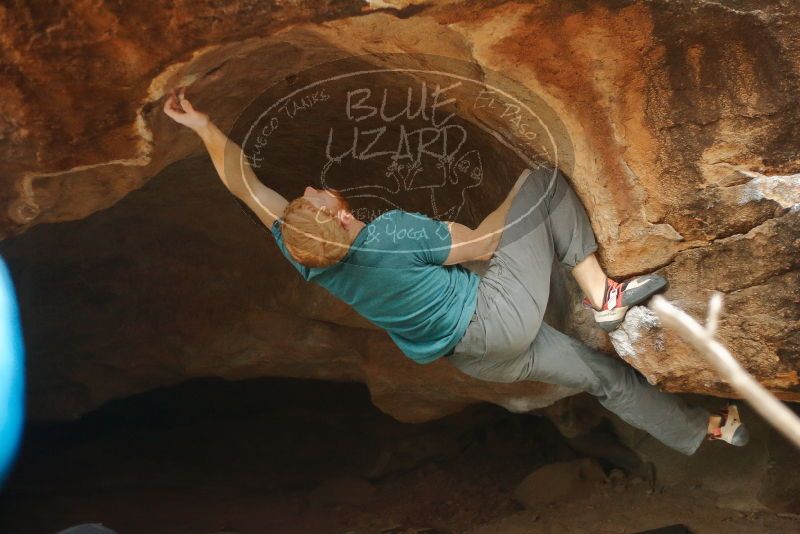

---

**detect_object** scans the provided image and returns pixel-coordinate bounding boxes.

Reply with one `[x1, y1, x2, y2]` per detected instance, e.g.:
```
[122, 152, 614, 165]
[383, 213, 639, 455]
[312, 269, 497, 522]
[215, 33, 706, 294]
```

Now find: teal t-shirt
[270, 209, 480, 363]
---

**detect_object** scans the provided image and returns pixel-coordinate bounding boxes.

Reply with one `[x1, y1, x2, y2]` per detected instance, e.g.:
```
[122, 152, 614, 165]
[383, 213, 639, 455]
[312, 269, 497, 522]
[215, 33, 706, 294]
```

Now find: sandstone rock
[514, 458, 606, 509]
[0, 1, 798, 420]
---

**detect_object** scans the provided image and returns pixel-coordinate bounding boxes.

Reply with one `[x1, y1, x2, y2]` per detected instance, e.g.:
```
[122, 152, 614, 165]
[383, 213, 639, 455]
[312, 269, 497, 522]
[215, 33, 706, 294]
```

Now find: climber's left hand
[163, 87, 210, 131]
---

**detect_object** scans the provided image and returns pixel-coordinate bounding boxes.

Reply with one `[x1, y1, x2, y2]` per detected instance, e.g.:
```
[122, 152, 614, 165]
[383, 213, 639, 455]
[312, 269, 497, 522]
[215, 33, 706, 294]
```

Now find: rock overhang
[0, 0, 797, 420]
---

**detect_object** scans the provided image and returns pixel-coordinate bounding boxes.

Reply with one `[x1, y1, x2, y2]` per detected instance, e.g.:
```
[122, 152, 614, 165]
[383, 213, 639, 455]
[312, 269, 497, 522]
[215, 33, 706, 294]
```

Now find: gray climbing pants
[447, 166, 710, 456]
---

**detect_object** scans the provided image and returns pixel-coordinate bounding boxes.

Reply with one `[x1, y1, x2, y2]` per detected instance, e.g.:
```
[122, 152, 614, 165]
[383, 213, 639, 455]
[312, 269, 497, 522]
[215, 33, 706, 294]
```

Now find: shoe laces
[582, 278, 624, 311]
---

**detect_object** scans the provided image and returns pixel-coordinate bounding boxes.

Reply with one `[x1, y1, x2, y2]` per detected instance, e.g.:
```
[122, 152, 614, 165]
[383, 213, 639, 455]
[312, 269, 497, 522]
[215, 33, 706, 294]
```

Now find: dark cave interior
[2, 376, 800, 534]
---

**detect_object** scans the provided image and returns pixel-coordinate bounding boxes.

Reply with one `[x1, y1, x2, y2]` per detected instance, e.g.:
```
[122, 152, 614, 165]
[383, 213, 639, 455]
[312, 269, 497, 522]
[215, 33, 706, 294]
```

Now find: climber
[163, 87, 749, 454]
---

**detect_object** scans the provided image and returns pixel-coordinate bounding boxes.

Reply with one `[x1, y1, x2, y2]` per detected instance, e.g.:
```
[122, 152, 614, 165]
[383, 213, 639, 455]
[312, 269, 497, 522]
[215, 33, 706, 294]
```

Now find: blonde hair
[281, 197, 352, 268]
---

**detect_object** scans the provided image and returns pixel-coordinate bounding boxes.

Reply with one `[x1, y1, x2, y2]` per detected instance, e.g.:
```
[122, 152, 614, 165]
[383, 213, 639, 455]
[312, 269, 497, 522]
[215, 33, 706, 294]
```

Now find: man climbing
[164, 87, 748, 454]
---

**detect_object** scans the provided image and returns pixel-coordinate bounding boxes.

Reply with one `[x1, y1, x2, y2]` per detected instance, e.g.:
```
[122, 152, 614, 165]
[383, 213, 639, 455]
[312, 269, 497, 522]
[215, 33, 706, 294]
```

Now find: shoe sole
[621, 275, 669, 308]
[722, 404, 750, 446]
[594, 275, 669, 332]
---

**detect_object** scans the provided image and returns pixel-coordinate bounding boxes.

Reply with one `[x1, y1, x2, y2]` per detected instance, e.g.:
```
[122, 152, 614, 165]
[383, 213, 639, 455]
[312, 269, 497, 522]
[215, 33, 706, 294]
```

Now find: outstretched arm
[443, 171, 527, 265]
[163, 87, 288, 227]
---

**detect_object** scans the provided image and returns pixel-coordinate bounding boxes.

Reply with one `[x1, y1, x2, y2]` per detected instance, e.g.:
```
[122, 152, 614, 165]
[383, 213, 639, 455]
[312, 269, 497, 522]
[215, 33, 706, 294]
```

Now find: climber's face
[303, 186, 351, 217]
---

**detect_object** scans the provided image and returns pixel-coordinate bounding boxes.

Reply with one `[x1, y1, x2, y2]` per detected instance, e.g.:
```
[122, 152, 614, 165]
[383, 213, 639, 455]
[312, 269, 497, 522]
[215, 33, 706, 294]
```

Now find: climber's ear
[338, 209, 355, 228]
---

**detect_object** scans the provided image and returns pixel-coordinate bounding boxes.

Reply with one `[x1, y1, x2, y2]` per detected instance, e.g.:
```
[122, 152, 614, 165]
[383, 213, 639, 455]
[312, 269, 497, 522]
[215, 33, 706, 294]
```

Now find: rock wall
[1, 0, 798, 420]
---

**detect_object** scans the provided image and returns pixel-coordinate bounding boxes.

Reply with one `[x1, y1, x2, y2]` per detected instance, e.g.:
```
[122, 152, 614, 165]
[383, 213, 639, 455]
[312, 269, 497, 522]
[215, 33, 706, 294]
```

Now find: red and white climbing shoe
[708, 404, 750, 447]
[582, 274, 668, 332]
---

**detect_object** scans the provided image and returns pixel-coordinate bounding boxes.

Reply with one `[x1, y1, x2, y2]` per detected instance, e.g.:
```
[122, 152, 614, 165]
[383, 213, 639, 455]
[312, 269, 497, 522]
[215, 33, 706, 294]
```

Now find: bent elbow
[475, 232, 499, 261]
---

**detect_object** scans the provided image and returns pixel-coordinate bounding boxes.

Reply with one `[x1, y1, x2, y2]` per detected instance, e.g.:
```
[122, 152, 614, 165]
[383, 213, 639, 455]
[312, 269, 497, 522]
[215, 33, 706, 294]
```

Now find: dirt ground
[468, 486, 800, 534]
[1, 378, 798, 534]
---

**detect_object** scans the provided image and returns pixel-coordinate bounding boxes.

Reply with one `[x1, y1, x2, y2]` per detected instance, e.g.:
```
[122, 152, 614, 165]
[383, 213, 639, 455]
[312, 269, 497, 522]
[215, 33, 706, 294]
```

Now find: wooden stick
[650, 294, 800, 449]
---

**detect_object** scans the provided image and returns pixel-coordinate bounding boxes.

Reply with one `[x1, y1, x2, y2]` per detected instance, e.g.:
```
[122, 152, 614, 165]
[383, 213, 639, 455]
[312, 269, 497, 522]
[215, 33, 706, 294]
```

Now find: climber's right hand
[163, 87, 210, 131]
